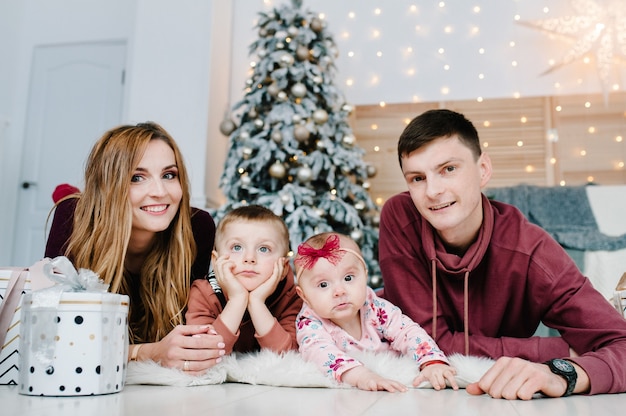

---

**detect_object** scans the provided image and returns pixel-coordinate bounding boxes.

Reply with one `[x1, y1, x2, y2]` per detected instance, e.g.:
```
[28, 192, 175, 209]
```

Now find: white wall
[0, 0, 220, 265]
[228, 0, 621, 106]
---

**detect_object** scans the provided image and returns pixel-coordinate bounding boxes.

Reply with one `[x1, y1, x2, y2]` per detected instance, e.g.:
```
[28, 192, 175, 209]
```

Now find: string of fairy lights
[243, 0, 626, 186]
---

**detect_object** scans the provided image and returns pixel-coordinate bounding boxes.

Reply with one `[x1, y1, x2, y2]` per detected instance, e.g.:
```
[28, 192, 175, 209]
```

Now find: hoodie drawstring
[431, 259, 470, 356]
[463, 270, 469, 356]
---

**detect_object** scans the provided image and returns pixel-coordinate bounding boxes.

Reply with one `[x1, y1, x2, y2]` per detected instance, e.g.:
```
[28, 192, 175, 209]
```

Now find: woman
[45, 122, 224, 374]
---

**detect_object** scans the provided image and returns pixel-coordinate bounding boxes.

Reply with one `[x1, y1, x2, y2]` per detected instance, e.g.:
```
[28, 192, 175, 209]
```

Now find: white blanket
[125, 350, 494, 389]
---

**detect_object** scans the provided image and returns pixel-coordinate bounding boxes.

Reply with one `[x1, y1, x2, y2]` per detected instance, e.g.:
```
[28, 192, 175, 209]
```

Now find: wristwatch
[544, 358, 577, 397]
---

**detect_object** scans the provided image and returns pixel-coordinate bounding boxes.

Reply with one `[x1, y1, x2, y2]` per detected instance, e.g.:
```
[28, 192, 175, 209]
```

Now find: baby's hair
[294, 232, 366, 283]
[215, 205, 290, 255]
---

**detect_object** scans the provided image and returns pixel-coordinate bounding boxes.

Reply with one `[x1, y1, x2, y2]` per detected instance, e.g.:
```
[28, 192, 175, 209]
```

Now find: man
[378, 108, 626, 399]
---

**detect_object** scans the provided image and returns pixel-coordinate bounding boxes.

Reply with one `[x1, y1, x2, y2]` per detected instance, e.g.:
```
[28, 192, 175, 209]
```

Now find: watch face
[553, 359, 574, 372]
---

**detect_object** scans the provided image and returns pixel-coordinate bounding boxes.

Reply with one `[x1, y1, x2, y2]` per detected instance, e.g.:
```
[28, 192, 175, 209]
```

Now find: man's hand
[466, 356, 588, 400]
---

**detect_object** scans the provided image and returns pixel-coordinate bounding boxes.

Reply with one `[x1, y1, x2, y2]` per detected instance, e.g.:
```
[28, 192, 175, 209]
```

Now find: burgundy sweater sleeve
[45, 198, 77, 258]
[190, 208, 216, 281]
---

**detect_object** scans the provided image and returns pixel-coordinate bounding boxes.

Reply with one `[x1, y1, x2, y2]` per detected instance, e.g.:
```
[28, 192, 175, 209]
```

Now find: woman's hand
[137, 324, 226, 376]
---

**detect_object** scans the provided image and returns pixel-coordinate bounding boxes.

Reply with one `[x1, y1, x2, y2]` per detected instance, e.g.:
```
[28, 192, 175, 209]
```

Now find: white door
[13, 41, 126, 266]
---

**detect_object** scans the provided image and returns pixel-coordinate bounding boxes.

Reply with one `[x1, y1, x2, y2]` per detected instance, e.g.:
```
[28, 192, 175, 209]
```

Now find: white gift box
[18, 291, 129, 396]
[0, 263, 53, 385]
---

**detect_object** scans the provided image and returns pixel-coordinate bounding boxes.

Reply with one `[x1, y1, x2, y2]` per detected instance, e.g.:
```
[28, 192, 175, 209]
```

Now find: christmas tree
[214, 0, 382, 287]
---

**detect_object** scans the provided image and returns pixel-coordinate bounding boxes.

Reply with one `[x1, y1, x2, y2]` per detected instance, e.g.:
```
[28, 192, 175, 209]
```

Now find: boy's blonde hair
[215, 205, 290, 255]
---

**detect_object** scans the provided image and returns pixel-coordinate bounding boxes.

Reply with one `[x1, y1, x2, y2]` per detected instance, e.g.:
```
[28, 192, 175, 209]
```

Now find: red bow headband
[295, 234, 367, 281]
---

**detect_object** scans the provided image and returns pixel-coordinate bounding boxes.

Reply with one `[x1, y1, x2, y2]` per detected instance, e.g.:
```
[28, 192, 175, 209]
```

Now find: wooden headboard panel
[353, 93, 626, 205]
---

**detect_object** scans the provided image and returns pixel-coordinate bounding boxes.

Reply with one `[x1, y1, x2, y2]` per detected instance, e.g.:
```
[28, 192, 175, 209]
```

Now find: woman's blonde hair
[65, 122, 196, 343]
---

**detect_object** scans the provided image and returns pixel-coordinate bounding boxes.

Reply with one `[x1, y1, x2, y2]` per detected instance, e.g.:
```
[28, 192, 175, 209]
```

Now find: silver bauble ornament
[279, 53, 295, 67]
[342, 134, 356, 148]
[316, 140, 326, 150]
[219, 119, 236, 136]
[277, 91, 288, 102]
[312, 75, 323, 84]
[287, 26, 299, 37]
[257, 49, 268, 58]
[354, 201, 366, 211]
[314, 208, 326, 217]
[254, 118, 264, 129]
[280, 194, 291, 204]
[292, 114, 302, 123]
[342, 103, 354, 114]
[291, 82, 307, 98]
[238, 131, 250, 141]
[240, 174, 251, 187]
[362, 181, 371, 190]
[372, 215, 380, 226]
[248, 108, 258, 118]
[274, 30, 288, 40]
[242, 147, 253, 160]
[271, 130, 283, 143]
[276, 42, 285, 49]
[296, 165, 313, 183]
[366, 165, 377, 178]
[269, 162, 286, 179]
[350, 229, 363, 241]
[312, 109, 328, 124]
[294, 125, 310, 142]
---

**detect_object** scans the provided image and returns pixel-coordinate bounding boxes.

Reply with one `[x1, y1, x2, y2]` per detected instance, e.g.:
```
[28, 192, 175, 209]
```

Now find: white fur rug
[125, 350, 494, 389]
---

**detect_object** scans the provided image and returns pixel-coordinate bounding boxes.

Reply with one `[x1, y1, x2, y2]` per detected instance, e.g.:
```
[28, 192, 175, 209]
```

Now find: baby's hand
[342, 366, 408, 393]
[413, 363, 458, 391]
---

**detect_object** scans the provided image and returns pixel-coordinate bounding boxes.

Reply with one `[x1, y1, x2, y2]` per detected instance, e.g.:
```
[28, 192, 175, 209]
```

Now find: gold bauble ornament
[296, 45, 310, 61]
[310, 17, 323, 33]
[312, 109, 328, 124]
[342, 134, 356, 148]
[269, 162, 286, 179]
[271, 130, 283, 143]
[294, 125, 310, 142]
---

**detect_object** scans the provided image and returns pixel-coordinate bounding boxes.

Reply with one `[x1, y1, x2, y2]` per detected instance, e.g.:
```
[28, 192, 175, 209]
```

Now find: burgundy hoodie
[379, 191, 626, 395]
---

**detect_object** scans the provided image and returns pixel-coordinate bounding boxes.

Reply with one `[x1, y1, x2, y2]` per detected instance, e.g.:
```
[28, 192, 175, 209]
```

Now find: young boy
[294, 232, 458, 392]
[186, 205, 302, 357]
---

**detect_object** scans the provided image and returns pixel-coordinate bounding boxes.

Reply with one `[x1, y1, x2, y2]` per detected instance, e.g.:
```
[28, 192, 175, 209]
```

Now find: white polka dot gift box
[17, 257, 129, 396]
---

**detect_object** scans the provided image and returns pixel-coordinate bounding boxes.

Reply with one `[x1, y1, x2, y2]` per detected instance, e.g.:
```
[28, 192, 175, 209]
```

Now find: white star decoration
[519, 0, 626, 93]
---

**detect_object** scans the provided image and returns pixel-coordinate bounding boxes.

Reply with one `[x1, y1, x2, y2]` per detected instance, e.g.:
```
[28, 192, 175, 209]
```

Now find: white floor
[2, 383, 625, 416]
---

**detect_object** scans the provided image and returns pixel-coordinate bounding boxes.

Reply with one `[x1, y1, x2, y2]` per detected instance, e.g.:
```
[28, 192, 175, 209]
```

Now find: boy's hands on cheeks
[342, 365, 408, 392]
[413, 363, 458, 391]
[145, 324, 226, 376]
[249, 257, 287, 304]
[213, 251, 249, 302]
